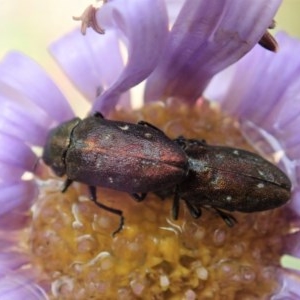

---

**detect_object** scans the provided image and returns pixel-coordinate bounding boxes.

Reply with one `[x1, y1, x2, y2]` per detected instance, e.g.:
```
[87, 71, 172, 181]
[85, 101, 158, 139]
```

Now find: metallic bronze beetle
[43, 112, 189, 235]
[170, 137, 291, 226]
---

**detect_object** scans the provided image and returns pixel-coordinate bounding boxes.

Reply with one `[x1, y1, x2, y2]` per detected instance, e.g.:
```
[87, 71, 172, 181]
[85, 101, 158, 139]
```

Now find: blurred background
[1, 0, 300, 269]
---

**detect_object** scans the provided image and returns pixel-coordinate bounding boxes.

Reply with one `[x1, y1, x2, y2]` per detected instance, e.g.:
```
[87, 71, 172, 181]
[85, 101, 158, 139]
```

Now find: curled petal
[0, 52, 74, 122]
[50, 29, 125, 106]
[93, 0, 168, 114]
[145, 0, 281, 102]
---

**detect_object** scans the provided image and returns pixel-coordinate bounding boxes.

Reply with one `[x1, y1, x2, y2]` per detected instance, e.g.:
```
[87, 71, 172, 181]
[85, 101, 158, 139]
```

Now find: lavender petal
[0, 181, 37, 218]
[0, 211, 31, 231]
[93, 0, 168, 114]
[50, 28, 125, 105]
[276, 271, 300, 299]
[145, 0, 281, 102]
[0, 133, 37, 176]
[0, 163, 25, 181]
[0, 82, 55, 146]
[0, 52, 74, 122]
[0, 274, 47, 300]
[164, 0, 185, 25]
[0, 252, 30, 273]
[205, 32, 300, 213]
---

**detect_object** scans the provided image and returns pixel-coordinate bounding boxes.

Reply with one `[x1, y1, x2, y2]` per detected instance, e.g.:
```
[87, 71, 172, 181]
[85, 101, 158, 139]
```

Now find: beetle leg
[88, 186, 125, 236]
[137, 121, 163, 133]
[131, 193, 147, 202]
[93, 111, 105, 119]
[89, 185, 97, 200]
[172, 185, 181, 220]
[184, 200, 202, 219]
[213, 208, 237, 227]
[62, 178, 73, 193]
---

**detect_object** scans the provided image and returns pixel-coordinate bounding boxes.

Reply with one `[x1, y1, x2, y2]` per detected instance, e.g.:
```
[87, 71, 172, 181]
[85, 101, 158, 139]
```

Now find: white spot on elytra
[108, 177, 113, 183]
[144, 132, 152, 139]
[257, 182, 265, 188]
[118, 124, 129, 130]
[233, 150, 239, 155]
[226, 196, 232, 202]
[258, 170, 265, 176]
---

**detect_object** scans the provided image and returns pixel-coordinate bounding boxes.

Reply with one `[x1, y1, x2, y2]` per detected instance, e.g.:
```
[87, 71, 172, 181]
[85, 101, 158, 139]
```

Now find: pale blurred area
[0, 0, 300, 271]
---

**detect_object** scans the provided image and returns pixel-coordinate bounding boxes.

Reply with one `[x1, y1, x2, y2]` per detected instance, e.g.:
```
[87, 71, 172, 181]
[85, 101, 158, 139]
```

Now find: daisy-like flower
[1, 0, 298, 298]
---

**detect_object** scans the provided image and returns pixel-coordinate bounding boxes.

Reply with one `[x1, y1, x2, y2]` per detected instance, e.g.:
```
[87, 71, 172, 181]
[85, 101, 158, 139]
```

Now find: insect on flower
[42, 112, 189, 235]
[169, 137, 292, 226]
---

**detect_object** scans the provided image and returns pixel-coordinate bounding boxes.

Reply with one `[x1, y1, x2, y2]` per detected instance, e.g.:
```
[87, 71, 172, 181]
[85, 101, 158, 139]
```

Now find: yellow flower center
[30, 99, 289, 299]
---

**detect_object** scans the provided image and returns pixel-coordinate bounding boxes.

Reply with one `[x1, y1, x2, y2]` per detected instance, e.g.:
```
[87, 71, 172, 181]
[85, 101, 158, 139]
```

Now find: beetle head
[42, 118, 81, 177]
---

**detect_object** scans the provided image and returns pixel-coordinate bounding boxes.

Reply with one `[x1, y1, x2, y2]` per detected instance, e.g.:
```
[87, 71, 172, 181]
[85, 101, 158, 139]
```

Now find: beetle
[168, 137, 292, 226]
[42, 112, 189, 235]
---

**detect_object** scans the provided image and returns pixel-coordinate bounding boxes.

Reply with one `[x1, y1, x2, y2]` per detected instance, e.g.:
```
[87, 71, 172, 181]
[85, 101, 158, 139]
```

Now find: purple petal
[145, 0, 281, 102]
[205, 32, 300, 215]
[0, 252, 30, 273]
[276, 271, 300, 299]
[0, 212, 31, 231]
[0, 237, 20, 250]
[0, 163, 25, 181]
[290, 188, 300, 218]
[0, 180, 36, 229]
[0, 83, 54, 146]
[0, 274, 47, 300]
[0, 133, 37, 176]
[284, 230, 300, 258]
[0, 52, 74, 122]
[50, 28, 125, 105]
[208, 33, 300, 130]
[93, 0, 169, 114]
[0, 181, 37, 226]
[164, 0, 184, 25]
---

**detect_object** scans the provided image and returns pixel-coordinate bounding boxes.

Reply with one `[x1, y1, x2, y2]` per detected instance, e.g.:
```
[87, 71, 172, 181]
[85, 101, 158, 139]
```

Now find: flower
[51, 0, 281, 113]
[1, 0, 298, 298]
